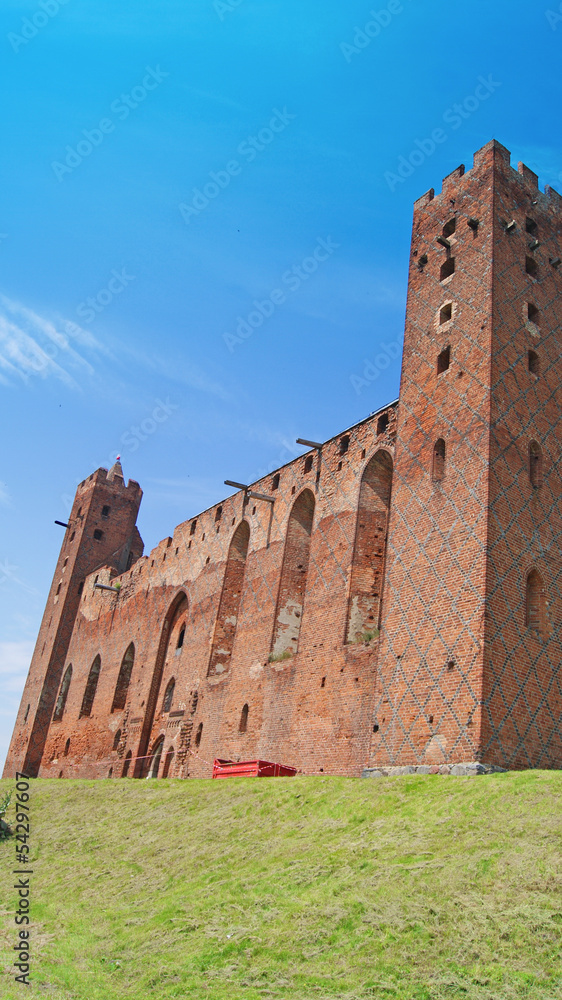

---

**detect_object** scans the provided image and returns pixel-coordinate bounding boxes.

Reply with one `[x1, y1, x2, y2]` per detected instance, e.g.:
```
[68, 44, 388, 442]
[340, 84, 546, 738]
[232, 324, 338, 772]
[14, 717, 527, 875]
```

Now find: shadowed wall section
[346, 451, 393, 643]
[208, 521, 250, 677]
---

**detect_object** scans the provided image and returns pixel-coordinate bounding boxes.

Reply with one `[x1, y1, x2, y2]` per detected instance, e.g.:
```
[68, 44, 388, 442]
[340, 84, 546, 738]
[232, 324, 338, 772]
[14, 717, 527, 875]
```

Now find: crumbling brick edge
[361, 762, 509, 777]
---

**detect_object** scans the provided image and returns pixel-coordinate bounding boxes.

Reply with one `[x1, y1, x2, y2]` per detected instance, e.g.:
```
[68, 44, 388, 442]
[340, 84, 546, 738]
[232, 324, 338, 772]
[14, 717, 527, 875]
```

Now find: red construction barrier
[212, 758, 297, 779]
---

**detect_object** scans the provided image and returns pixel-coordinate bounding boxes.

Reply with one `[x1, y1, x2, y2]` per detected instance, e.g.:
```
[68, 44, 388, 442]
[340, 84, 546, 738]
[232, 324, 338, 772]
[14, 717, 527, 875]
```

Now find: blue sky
[1, 0, 561, 770]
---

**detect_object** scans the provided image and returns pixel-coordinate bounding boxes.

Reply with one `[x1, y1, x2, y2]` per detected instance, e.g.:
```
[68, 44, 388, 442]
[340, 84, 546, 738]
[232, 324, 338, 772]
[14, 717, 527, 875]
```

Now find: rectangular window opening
[440, 257, 455, 281]
[525, 256, 538, 278]
[437, 346, 450, 375]
[525, 217, 538, 235]
[439, 302, 453, 325]
[442, 217, 456, 238]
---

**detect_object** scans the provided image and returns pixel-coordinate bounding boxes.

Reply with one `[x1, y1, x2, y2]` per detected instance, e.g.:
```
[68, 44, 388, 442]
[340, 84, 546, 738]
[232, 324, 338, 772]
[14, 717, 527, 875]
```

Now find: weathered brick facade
[4, 140, 561, 780]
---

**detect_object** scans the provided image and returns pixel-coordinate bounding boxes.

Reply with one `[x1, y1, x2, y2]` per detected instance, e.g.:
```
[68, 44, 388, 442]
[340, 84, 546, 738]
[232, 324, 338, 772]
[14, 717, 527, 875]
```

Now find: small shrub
[268, 649, 293, 663]
[354, 629, 379, 645]
[0, 791, 13, 840]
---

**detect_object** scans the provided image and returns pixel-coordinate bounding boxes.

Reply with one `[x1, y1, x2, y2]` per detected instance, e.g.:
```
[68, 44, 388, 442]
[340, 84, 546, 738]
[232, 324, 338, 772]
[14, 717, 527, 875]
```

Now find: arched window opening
[239, 703, 249, 733]
[134, 593, 188, 779]
[112, 729, 122, 751]
[270, 489, 315, 659]
[526, 570, 545, 633]
[439, 302, 453, 324]
[79, 655, 101, 718]
[64, 738, 70, 757]
[194, 723, 203, 747]
[162, 679, 175, 713]
[346, 451, 393, 643]
[121, 750, 132, 777]
[208, 521, 250, 677]
[529, 442, 543, 488]
[432, 439, 446, 482]
[528, 350, 539, 375]
[148, 737, 165, 778]
[162, 747, 174, 779]
[111, 643, 135, 712]
[53, 665, 72, 722]
[176, 627, 185, 649]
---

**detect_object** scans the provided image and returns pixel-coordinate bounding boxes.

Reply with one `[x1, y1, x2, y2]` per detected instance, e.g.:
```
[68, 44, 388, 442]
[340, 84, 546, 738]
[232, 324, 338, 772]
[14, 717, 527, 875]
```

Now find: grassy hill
[0, 772, 560, 1000]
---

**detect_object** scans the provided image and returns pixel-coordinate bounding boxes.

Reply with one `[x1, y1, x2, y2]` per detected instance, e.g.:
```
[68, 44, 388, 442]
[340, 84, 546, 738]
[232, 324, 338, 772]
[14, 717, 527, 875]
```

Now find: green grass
[0, 772, 560, 999]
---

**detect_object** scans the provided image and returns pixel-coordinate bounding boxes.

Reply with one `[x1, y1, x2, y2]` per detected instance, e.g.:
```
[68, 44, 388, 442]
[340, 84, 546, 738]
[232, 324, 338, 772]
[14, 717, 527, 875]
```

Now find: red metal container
[212, 758, 297, 779]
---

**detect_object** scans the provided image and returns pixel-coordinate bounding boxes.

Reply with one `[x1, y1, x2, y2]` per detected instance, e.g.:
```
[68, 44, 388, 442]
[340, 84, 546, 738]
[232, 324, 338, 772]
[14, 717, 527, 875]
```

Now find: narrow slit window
[79, 655, 101, 718]
[176, 626, 185, 649]
[239, 703, 249, 733]
[443, 217, 456, 238]
[122, 751, 132, 777]
[440, 257, 455, 281]
[215, 506, 222, 522]
[190, 519, 197, 536]
[304, 455, 313, 474]
[526, 570, 544, 632]
[194, 722, 203, 747]
[162, 678, 175, 713]
[439, 302, 452, 324]
[339, 435, 350, 455]
[527, 302, 539, 325]
[101, 505, 110, 517]
[437, 346, 450, 375]
[529, 442, 542, 488]
[272, 473, 280, 491]
[432, 439, 446, 481]
[525, 256, 538, 278]
[53, 665, 72, 722]
[528, 350, 539, 375]
[112, 729, 121, 750]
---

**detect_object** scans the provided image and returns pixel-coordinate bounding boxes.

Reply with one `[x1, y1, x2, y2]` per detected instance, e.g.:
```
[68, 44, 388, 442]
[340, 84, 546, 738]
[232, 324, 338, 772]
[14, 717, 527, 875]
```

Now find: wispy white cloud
[0, 558, 39, 595]
[119, 343, 232, 401]
[0, 294, 105, 388]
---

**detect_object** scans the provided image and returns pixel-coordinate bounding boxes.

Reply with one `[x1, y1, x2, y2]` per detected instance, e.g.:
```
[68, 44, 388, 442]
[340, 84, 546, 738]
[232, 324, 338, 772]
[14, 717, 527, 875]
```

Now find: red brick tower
[4, 461, 143, 778]
[369, 140, 561, 770]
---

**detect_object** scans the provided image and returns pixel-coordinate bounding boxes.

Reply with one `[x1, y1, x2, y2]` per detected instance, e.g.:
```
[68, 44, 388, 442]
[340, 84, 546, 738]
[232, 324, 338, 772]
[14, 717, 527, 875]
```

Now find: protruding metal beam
[94, 583, 121, 593]
[224, 480, 249, 491]
[55, 520, 69, 528]
[296, 438, 323, 449]
[248, 490, 274, 504]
